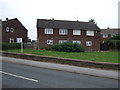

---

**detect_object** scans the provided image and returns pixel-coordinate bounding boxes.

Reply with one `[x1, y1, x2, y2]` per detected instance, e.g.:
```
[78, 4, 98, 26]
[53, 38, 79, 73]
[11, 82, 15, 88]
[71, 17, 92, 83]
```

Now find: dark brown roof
[100, 28, 120, 35]
[2, 18, 28, 31]
[37, 19, 100, 31]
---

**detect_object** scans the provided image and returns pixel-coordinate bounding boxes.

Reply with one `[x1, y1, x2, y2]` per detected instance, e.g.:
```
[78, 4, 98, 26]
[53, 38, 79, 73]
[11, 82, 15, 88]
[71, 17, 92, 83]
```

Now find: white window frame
[10, 38, 14, 43]
[103, 34, 108, 38]
[73, 41, 81, 44]
[10, 28, 14, 32]
[86, 30, 94, 36]
[47, 40, 53, 45]
[6, 27, 9, 32]
[44, 28, 53, 34]
[59, 40, 67, 44]
[59, 29, 68, 35]
[73, 30, 81, 35]
[86, 41, 92, 46]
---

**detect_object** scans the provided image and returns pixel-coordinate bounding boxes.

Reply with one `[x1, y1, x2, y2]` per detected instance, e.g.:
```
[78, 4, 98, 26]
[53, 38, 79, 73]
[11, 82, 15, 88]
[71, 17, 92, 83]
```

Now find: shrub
[103, 34, 120, 50]
[49, 42, 85, 52]
[104, 40, 120, 50]
[2, 43, 21, 50]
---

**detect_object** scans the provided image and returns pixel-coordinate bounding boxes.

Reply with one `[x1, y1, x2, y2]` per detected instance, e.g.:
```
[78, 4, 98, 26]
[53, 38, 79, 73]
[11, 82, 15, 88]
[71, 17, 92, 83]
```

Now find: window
[59, 29, 68, 35]
[47, 40, 53, 45]
[111, 34, 115, 37]
[59, 40, 67, 44]
[10, 38, 14, 43]
[86, 31, 94, 36]
[10, 28, 14, 32]
[45, 28, 53, 34]
[73, 41, 81, 44]
[103, 34, 108, 38]
[86, 41, 92, 46]
[6, 27, 9, 32]
[73, 30, 81, 35]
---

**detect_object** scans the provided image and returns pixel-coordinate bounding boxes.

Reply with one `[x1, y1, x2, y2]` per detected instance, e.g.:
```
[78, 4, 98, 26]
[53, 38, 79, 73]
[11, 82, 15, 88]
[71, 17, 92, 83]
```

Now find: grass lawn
[5, 49, 119, 63]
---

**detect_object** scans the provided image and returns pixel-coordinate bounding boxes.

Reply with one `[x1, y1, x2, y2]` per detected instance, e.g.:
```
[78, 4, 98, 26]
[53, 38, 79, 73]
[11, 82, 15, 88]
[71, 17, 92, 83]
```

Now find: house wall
[2, 19, 28, 43]
[37, 28, 101, 51]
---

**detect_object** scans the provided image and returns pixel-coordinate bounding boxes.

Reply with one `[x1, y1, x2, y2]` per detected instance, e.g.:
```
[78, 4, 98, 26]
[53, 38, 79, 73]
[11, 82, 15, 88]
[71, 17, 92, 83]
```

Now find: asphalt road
[1, 61, 118, 88]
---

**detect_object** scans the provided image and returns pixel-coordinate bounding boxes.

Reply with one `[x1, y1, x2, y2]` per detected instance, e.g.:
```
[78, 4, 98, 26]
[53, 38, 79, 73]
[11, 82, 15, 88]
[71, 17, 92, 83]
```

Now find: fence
[23, 42, 38, 49]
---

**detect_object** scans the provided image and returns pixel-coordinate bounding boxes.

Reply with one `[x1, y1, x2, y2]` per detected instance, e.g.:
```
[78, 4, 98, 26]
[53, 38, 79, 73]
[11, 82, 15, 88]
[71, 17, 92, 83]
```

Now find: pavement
[2, 61, 118, 88]
[1, 56, 119, 80]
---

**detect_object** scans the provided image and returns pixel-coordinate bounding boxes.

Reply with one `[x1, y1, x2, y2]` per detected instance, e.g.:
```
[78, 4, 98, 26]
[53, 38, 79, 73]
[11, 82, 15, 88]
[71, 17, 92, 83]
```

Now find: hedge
[104, 40, 120, 50]
[49, 42, 85, 52]
[2, 43, 21, 50]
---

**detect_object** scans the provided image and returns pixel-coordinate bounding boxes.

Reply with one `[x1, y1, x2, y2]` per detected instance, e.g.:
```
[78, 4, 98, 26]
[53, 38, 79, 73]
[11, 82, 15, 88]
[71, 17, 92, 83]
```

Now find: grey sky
[0, 0, 119, 40]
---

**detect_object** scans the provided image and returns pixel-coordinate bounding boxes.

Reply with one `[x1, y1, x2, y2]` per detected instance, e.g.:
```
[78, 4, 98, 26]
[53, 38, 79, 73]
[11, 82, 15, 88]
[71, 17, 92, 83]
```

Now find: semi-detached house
[2, 18, 28, 43]
[37, 19, 101, 51]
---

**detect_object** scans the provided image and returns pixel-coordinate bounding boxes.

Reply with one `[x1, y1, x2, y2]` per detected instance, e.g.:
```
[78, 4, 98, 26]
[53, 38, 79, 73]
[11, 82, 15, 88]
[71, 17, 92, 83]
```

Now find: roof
[2, 18, 28, 31]
[100, 28, 120, 35]
[37, 19, 100, 31]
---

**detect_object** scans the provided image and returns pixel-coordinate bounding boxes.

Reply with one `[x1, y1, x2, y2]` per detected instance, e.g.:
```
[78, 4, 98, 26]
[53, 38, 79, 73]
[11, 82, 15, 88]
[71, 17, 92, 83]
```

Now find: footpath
[1, 56, 119, 80]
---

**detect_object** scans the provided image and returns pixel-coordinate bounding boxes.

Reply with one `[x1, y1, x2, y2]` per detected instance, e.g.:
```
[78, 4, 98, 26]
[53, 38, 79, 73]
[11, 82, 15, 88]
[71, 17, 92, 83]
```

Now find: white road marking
[0, 71, 38, 82]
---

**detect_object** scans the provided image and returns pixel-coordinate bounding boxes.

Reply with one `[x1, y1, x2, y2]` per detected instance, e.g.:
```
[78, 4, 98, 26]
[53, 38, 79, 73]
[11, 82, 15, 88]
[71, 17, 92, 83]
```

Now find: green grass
[5, 49, 119, 63]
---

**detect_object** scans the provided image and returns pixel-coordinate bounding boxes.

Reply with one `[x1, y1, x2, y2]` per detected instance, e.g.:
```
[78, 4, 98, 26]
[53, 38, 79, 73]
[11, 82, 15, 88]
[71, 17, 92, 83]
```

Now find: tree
[89, 18, 96, 24]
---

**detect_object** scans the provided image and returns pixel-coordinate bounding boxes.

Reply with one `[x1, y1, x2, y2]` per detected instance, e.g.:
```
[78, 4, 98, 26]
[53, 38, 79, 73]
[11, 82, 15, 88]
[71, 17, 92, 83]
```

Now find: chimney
[107, 27, 110, 29]
[52, 17, 54, 20]
[6, 18, 9, 21]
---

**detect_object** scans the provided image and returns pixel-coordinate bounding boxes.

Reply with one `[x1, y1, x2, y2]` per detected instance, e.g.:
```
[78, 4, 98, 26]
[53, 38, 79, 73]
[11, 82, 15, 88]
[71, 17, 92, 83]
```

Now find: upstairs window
[73, 41, 81, 44]
[103, 34, 108, 38]
[111, 34, 115, 37]
[6, 27, 9, 32]
[59, 29, 68, 35]
[45, 28, 53, 34]
[86, 30, 94, 36]
[86, 41, 92, 46]
[73, 30, 81, 35]
[10, 28, 14, 32]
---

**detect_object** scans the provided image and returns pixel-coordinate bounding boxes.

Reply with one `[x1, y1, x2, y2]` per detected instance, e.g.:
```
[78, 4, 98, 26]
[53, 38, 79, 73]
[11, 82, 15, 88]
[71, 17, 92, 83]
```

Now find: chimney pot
[6, 18, 8, 21]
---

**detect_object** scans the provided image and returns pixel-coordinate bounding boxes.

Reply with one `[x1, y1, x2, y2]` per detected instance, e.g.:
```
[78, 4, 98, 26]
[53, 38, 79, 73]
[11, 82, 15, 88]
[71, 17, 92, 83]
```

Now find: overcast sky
[0, 0, 119, 40]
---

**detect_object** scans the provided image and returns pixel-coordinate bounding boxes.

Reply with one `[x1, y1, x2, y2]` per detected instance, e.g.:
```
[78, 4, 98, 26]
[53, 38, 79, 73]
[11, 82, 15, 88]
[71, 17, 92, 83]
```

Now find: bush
[49, 42, 85, 52]
[2, 43, 21, 50]
[104, 40, 120, 50]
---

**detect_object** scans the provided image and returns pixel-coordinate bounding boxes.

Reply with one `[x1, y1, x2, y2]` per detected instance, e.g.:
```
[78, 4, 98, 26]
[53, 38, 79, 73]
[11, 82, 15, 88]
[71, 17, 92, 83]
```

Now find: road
[2, 60, 118, 88]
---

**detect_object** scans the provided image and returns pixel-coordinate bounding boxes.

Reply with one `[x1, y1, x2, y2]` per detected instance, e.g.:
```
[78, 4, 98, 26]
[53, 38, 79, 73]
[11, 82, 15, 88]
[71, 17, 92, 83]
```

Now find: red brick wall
[37, 28, 101, 51]
[2, 19, 28, 43]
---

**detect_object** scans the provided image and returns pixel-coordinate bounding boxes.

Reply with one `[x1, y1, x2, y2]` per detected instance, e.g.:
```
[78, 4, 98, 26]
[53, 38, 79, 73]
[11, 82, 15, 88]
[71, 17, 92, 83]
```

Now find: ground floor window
[10, 38, 14, 43]
[59, 40, 67, 44]
[47, 40, 53, 45]
[73, 41, 81, 44]
[86, 41, 92, 46]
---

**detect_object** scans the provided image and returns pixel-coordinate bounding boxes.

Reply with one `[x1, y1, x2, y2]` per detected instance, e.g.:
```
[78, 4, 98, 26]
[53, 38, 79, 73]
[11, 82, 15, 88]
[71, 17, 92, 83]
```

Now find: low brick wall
[1, 51, 120, 70]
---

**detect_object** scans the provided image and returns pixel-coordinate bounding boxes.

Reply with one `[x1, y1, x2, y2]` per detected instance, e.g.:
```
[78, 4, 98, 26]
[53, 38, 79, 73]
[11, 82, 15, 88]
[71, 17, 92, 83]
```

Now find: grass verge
[5, 49, 119, 63]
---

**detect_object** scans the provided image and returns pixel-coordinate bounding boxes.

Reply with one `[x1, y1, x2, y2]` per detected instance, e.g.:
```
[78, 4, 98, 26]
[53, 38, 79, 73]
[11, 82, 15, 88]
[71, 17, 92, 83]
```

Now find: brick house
[100, 28, 120, 50]
[100, 28, 119, 43]
[2, 18, 28, 43]
[37, 19, 101, 51]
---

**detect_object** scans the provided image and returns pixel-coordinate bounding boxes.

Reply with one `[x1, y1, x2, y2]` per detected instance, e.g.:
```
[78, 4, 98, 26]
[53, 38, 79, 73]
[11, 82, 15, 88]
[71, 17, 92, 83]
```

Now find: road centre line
[0, 71, 38, 82]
